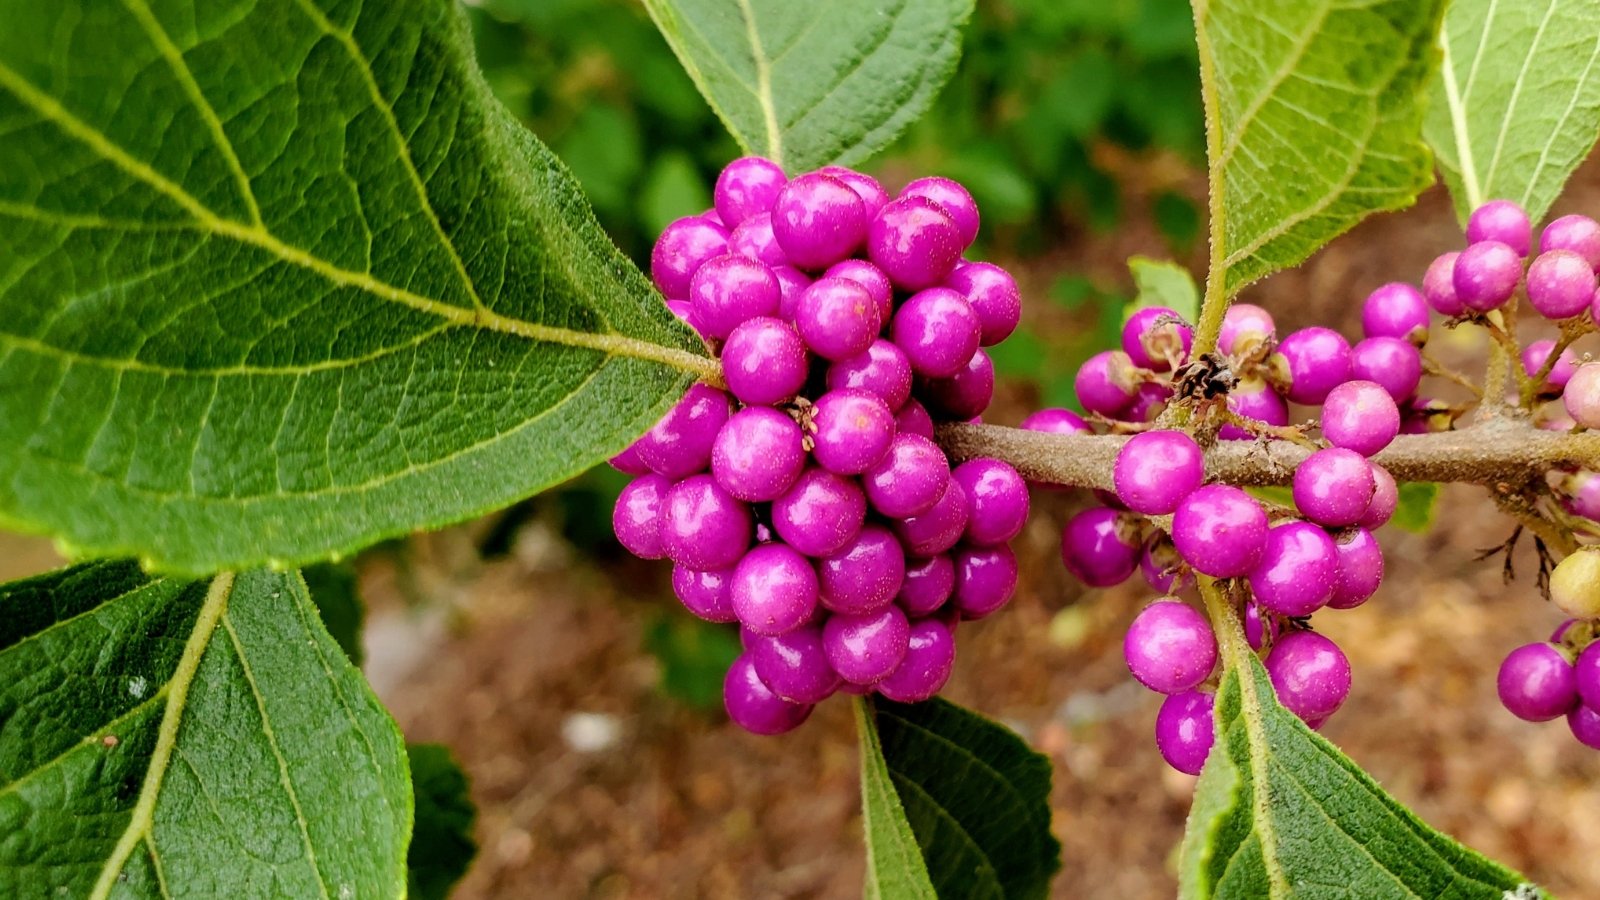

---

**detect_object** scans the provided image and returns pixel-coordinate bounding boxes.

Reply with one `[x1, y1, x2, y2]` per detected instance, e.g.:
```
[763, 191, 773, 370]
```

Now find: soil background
[9, 163, 1600, 899]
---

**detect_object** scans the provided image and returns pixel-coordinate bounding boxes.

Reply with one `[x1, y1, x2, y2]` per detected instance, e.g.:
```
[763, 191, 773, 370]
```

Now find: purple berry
[609, 443, 651, 476]
[818, 524, 907, 615]
[1522, 339, 1579, 392]
[732, 543, 820, 635]
[1358, 464, 1397, 530]
[1244, 602, 1277, 650]
[652, 216, 729, 298]
[772, 468, 867, 557]
[811, 390, 896, 475]
[863, 433, 951, 518]
[895, 480, 970, 557]
[1020, 407, 1091, 434]
[945, 262, 1022, 346]
[1526, 249, 1597, 319]
[772, 265, 812, 318]
[1576, 642, 1600, 711]
[952, 544, 1018, 619]
[1273, 327, 1351, 405]
[1218, 303, 1275, 356]
[724, 653, 812, 735]
[1497, 642, 1578, 721]
[795, 277, 881, 361]
[1219, 377, 1289, 440]
[746, 625, 840, 704]
[714, 156, 786, 227]
[688, 254, 781, 340]
[891, 287, 982, 378]
[1172, 485, 1269, 578]
[613, 474, 671, 559]
[1124, 599, 1217, 694]
[1322, 380, 1400, 457]
[722, 317, 809, 405]
[828, 339, 914, 410]
[1249, 521, 1338, 616]
[824, 258, 894, 324]
[1293, 448, 1376, 527]
[1074, 350, 1141, 417]
[1467, 199, 1531, 256]
[1113, 430, 1205, 515]
[728, 212, 787, 267]
[634, 384, 732, 479]
[660, 475, 753, 570]
[920, 350, 995, 421]
[953, 458, 1029, 546]
[771, 173, 868, 269]
[867, 196, 964, 291]
[1568, 704, 1600, 750]
[712, 407, 806, 501]
[1265, 631, 1352, 723]
[900, 176, 980, 247]
[876, 617, 957, 703]
[894, 400, 935, 439]
[672, 564, 737, 622]
[1122, 382, 1173, 424]
[819, 166, 889, 217]
[1361, 283, 1430, 344]
[1349, 337, 1422, 402]
[898, 555, 955, 617]
[1060, 507, 1141, 587]
[823, 606, 911, 684]
[1564, 363, 1600, 429]
[1541, 214, 1600, 267]
[1423, 252, 1466, 316]
[1141, 536, 1194, 594]
[1452, 240, 1522, 312]
[1560, 470, 1600, 521]
[1156, 690, 1216, 775]
[1122, 306, 1193, 372]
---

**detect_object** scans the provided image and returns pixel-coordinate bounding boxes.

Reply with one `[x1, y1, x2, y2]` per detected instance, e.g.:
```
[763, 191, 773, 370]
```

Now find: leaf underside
[0, 561, 410, 899]
[0, 0, 707, 575]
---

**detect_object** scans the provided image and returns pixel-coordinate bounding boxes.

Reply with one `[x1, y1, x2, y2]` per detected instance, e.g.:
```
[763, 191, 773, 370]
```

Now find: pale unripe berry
[1550, 549, 1600, 619]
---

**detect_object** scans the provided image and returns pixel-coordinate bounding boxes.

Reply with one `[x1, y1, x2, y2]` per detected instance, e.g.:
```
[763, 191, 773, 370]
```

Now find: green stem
[1189, 0, 1230, 360]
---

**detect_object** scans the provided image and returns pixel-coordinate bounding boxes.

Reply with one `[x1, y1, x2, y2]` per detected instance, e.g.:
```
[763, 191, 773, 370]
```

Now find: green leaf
[643, 613, 742, 710]
[641, 0, 975, 172]
[0, 561, 411, 898]
[406, 743, 477, 900]
[0, 0, 714, 575]
[1390, 481, 1441, 534]
[1180, 602, 1540, 899]
[859, 697, 1061, 900]
[303, 561, 365, 667]
[1195, 0, 1444, 298]
[1425, 0, 1600, 224]
[1127, 256, 1200, 322]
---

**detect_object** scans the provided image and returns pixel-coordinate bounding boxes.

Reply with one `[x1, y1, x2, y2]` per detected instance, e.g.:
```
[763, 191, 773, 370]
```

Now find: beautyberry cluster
[613, 157, 1028, 734]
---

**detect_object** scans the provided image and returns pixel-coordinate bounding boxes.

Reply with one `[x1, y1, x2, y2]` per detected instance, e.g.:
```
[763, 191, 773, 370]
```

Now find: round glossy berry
[1273, 328, 1351, 405]
[1122, 306, 1193, 372]
[824, 258, 894, 323]
[1244, 602, 1277, 650]
[868, 196, 964, 291]
[712, 407, 806, 501]
[818, 525, 907, 615]
[901, 176, 979, 246]
[1522, 339, 1579, 392]
[688, 254, 780, 340]
[1549, 549, 1600, 619]
[1452, 240, 1522, 312]
[952, 544, 1018, 619]
[891, 287, 982, 378]
[1249, 521, 1338, 616]
[920, 350, 995, 421]
[732, 543, 820, 635]
[724, 653, 812, 735]
[1576, 643, 1600, 711]
[1527, 249, 1597, 319]
[1074, 350, 1140, 417]
[609, 443, 651, 476]
[876, 617, 957, 703]
[1113, 430, 1204, 515]
[1358, 464, 1397, 530]
[863, 433, 950, 518]
[1423, 251, 1465, 316]
[898, 555, 955, 617]
[1322, 380, 1400, 457]
[811, 390, 895, 475]
[1020, 407, 1091, 434]
[714, 156, 786, 227]
[772, 265, 811, 318]
[1541, 214, 1600, 267]
[894, 400, 935, 439]
[795, 277, 881, 361]
[772, 468, 867, 557]
[1561, 470, 1600, 521]
[823, 606, 911, 684]
[895, 480, 969, 557]
[613, 474, 671, 559]
[746, 625, 840, 704]
[1467, 199, 1531, 256]
[1361, 283, 1430, 343]
[1218, 377, 1289, 440]
[1265, 631, 1352, 723]
[1218, 303, 1275, 356]
[953, 458, 1028, 547]
[728, 212, 787, 267]
[819, 166, 889, 217]
[652, 216, 729, 298]
[1141, 537, 1194, 594]
[1568, 704, 1600, 750]
[634, 384, 732, 479]
[1293, 448, 1375, 527]
[771, 173, 867, 269]
[660, 475, 753, 570]
[1349, 337, 1422, 402]
[1060, 507, 1140, 587]
[672, 564, 737, 622]
[1124, 599, 1217, 694]
[1497, 642, 1578, 721]
[1156, 690, 1216, 775]
[828, 339, 913, 410]
[945, 262, 1021, 346]
[1172, 485, 1269, 578]
[722, 317, 809, 405]
[1564, 363, 1600, 429]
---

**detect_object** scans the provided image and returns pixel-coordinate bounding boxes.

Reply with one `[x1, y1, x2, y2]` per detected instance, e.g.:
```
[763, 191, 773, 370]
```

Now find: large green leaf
[641, 0, 974, 172]
[1127, 256, 1200, 323]
[1193, 0, 1444, 302]
[1425, 0, 1600, 225]
[0, 561, 411, 898]
[406, 743, 477, 900]
[0, 0, 714, 575]
[858, 698, 1061, 900]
